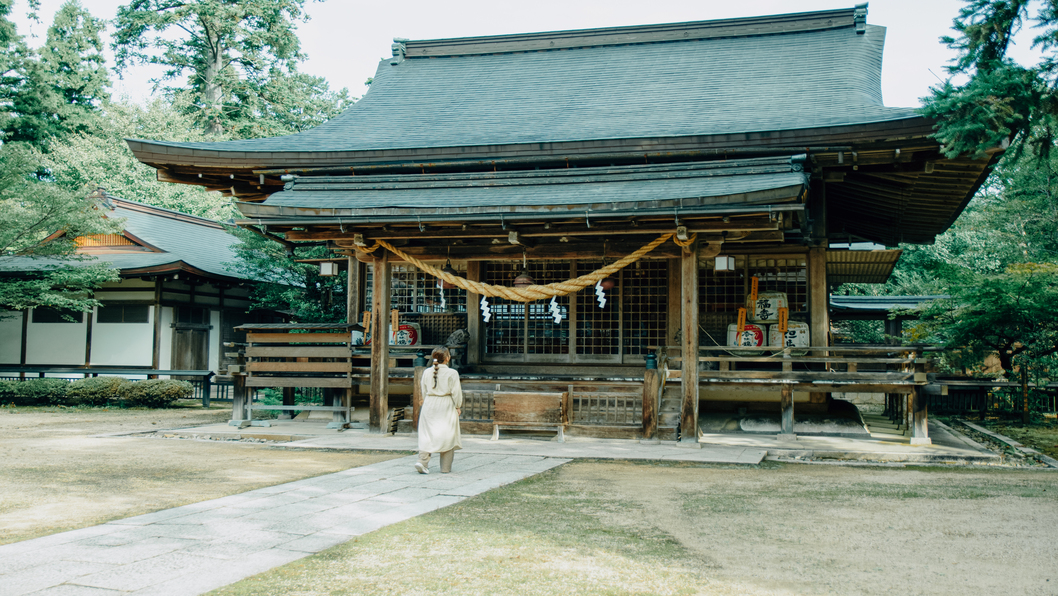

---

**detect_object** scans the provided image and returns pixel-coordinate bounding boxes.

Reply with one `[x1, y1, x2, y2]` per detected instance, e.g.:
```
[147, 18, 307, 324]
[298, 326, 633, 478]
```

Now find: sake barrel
[727, 323, 766, 356]
[768, 321, 810, 356]
[747, 292, 788, 323]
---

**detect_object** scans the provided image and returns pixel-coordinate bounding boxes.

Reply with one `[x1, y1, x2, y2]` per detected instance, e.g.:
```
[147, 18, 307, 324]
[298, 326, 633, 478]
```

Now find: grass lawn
[209, 461, 1058, 596]
[985, 419, 1058, 460]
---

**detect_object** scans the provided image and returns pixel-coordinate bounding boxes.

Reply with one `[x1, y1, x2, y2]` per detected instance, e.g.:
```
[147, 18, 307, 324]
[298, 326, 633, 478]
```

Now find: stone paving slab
[0, 454, 569, 596]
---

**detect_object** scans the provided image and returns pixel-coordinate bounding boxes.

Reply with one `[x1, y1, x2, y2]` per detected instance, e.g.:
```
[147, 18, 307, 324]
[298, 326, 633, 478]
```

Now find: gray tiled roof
[0, 198, 252, 280]
[129, 9, 917, 157]
[260, 156, 808, 214]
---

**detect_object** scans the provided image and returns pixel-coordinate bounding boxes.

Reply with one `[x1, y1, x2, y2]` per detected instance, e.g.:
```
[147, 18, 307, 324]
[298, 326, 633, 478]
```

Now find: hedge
[0, 378, 68, 406]
[0, 377, 193, 408]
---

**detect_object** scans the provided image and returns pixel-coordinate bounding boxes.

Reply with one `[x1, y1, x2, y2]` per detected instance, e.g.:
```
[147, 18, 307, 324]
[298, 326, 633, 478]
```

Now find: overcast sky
[8, 0, 1044, 109]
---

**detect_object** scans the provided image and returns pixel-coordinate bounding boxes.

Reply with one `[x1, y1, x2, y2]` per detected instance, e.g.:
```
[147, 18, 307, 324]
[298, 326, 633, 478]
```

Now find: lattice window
[621, 260, 668, 356]
[483, 261, 570, 357]
[365, 262, 468, 314]
[75, 234, 134, 247]
[699, 256, 746, 346]
[747, 257, 808, 314]
[575, 260, 619, 357]
[698, 255, 808, 345]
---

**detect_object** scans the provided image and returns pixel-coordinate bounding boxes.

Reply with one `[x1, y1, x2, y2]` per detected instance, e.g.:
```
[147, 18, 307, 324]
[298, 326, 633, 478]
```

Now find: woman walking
[416, 347, 463, 474]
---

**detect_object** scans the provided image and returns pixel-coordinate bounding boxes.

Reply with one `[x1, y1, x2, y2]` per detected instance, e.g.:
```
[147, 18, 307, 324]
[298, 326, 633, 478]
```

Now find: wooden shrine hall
[129, 5, 999, 445]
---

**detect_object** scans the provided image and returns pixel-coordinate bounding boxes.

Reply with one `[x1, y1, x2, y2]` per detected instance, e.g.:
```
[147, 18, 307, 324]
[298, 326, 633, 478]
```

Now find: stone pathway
[0, 454, 568, 596]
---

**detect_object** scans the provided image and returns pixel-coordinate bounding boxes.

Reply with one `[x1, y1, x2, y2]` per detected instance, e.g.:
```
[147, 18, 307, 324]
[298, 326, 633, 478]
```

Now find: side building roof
[0, 195, 256, 283]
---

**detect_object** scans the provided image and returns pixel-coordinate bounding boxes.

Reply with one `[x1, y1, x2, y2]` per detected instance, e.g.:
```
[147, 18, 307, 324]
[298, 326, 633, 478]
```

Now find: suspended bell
[513, 269, 535, 288]
[513, 251, 534, 288]
[599, 276, 617, 290]
[438, 259, 457, 290]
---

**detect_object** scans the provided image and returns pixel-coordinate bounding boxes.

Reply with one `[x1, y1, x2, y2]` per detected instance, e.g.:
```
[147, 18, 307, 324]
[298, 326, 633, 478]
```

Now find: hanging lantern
[438, 259, 457, 290]
[513, 269, 535, 288]
[513, 251, 534, 288]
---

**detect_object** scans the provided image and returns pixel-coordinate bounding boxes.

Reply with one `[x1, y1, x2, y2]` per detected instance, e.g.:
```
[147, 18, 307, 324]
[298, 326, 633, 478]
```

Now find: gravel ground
[0, 404, 398, 544]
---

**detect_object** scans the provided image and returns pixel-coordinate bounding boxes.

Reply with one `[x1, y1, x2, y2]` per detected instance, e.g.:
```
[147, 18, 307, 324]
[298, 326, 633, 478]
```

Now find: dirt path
[0, 405, 398, 544]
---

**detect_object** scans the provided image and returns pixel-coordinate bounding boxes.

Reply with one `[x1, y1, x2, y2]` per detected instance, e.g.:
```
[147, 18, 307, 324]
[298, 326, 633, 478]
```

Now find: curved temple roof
[127, 5, 919, 165]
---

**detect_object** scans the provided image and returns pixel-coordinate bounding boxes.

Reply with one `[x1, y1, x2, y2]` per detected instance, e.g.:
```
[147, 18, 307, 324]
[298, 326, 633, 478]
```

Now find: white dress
[418, 364, 463, 453]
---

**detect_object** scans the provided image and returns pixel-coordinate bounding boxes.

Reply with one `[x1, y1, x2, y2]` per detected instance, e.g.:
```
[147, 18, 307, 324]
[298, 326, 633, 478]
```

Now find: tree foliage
[226, 227, 346, 323]
[0, 0, 109, 149]
[0, 143, 121, 313]
[922, 0, 1058, 158]
[43, 96, 234, 219]
[112, 0, 344, 136]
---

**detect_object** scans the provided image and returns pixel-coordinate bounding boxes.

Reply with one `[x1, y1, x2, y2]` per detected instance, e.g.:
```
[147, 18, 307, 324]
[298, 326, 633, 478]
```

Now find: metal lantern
[513, 269, 535, 288]
[513, 251, 534, 288]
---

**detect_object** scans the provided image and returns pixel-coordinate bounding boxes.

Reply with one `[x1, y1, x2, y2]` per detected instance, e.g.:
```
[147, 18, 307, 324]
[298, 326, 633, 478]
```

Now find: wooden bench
[491, 391, 568, 442]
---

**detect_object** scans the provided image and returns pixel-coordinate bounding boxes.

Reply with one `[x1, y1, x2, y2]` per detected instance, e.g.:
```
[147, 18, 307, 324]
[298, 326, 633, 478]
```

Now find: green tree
[228, 68, 350, 139]
[921, 0, 1057, 158]
[1, 1, 109, 149]
[226, 228, 346, 323]
[112, 0, 314, 136]
[43, 96, 234, 219]
[0, 143, 121, 313]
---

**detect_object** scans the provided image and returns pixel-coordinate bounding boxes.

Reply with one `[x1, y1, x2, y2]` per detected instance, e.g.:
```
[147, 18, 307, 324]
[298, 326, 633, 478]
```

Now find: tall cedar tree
[1, 1, 109, 149]
[112, 0, 319, 136]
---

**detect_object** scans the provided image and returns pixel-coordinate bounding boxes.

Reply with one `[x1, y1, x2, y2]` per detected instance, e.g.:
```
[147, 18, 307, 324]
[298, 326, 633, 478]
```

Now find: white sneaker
[415, 462, 429, 474]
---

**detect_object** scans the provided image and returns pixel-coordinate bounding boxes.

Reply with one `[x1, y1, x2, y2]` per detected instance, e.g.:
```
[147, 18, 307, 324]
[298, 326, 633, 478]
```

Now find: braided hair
[431, 347, 450, 388]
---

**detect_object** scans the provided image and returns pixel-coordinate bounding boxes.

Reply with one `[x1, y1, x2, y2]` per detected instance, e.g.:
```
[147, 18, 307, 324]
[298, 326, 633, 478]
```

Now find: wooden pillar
[279, 387, 295, 419]
[466, 261, 482, 366]
[679, 239, 699, 444]
[346, 256, 362, 324]
[808, 246, 829, 405]
[231, 372, 248, 425]
[83, 306, 94, 366]
[641, 361, 660, 444]
[152, 278, 162, 370]
[369, 252, 391, 433]
[1021, 366, 1031, 424]
[910, 386, 931, 445]
[780, 383, 794, 436]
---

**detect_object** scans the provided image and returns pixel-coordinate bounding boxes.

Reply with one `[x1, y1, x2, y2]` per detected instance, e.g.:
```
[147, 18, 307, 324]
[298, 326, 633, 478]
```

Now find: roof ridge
[106, 195, 227, 230]
[398, 5, 866, 59]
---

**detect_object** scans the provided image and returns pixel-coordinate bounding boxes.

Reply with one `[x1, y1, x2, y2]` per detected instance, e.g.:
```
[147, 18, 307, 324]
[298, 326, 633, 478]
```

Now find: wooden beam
[284, 216, 781, 242]
[679, 239, 699, 444]
[369, 252, 391, 433]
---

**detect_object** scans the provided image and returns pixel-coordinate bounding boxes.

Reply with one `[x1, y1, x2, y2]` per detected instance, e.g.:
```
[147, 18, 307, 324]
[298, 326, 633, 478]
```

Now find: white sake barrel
[747, 292, 788, 323]
[769, 321, 810, 355]
[727, 323, 766, 356]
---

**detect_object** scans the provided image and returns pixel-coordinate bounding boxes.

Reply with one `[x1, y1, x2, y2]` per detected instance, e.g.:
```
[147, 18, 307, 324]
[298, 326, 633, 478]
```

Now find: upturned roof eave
[124, 114, 935, 172]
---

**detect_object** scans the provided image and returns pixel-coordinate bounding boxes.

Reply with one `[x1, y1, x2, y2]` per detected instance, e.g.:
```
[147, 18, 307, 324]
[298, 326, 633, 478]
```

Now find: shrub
[123, 379, 192, 408]
[0, 379, 69, 406]
[66, 376, 133, 407]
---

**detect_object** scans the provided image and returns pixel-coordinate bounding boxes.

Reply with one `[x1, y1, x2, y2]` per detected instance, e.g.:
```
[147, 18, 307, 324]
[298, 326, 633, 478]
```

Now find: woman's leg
[415, 451, 431, 474]
[439, 449, 454, 473]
